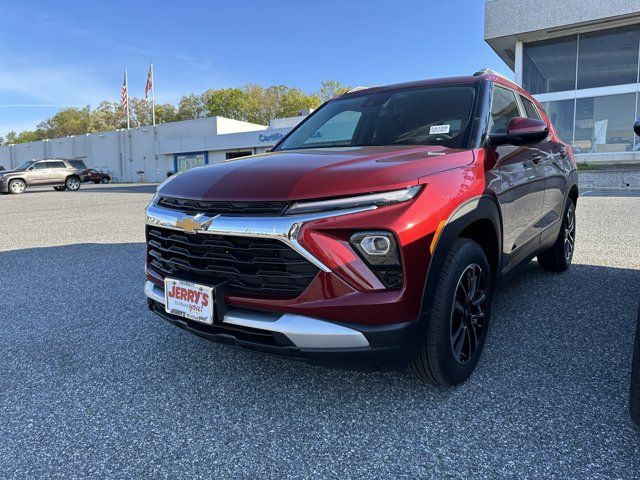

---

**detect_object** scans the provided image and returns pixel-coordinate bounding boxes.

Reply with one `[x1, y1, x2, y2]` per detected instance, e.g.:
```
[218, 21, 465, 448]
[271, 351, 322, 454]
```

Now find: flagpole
[125, 68, 131, 130]
[151, 62, 156, 126]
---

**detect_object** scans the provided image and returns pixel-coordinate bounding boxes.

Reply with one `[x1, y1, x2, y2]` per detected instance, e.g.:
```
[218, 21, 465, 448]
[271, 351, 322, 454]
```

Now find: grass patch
[577, 162, 600, 171]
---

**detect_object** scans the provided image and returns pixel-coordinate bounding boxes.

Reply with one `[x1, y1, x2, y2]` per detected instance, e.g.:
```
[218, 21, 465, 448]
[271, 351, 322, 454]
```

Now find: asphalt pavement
[1, 184, 639, 478]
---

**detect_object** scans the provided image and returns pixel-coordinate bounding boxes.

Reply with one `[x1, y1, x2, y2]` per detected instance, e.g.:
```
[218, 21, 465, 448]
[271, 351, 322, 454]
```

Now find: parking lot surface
[1, 184, 639, 478]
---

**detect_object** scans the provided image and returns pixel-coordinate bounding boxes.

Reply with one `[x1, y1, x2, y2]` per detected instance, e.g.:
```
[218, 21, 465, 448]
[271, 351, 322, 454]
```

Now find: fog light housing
[360, 235, 391, 256]
[350, 231, 403, 288]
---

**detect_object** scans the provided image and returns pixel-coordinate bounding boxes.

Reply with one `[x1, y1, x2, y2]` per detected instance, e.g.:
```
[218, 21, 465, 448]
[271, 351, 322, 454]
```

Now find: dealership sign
[258, 132, 285, 143]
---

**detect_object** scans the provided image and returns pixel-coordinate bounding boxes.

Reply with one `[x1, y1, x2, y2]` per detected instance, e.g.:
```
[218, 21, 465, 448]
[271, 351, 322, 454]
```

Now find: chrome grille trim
[145, 202, 376, 273]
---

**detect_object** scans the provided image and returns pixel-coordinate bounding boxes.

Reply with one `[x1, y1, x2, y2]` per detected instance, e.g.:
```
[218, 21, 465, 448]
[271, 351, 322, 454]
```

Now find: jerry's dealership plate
[164, 278, 214, 325]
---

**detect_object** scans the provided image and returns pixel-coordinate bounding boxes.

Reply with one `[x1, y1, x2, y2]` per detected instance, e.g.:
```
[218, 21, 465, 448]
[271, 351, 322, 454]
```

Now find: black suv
[0, 159, 89, 194]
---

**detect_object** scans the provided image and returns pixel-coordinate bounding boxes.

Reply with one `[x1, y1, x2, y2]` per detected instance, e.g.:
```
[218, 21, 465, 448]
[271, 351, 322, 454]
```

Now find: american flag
[121, 71, 128, 111]
[144, 64, 153, 101]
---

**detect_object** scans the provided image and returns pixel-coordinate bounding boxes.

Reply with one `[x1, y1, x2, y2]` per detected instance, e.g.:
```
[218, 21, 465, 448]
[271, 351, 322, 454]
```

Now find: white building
[0, 114, 308, 182]
[485, 0, 640, 163]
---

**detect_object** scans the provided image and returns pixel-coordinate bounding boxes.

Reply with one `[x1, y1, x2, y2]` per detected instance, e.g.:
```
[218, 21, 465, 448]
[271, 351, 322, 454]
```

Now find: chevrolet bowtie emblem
[174, 214, 213, 234]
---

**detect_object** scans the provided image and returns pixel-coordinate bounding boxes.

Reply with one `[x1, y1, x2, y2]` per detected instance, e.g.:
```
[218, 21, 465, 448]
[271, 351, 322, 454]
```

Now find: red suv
[144, 70, 578, 385]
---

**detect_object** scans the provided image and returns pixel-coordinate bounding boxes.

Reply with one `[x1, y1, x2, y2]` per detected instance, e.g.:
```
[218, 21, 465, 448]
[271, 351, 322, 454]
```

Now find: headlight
[156, 171, 182, 192]
[285, 185, 422, 215]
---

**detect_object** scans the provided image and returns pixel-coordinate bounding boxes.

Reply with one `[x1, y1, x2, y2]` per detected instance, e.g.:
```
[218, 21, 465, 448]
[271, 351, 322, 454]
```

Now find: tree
[204, 84, 322, 125]
[36, 107, 92, 138]
[4, 131, 18, 144]
[91, 101, 128, 131]
[1, 80, 344, 142]
[176, 93, 208, 121]
[204, 87, 251, 122]
[16, 130, 44, 143]
[319, 80, 351, 102]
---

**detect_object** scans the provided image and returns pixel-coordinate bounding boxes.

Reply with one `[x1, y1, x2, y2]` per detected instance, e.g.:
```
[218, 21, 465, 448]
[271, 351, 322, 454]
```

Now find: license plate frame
[164, 278, 215, 325]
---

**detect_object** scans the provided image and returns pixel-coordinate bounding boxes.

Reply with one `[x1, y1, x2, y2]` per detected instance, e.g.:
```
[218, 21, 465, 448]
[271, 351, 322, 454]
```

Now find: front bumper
[145, 280, 421, 370]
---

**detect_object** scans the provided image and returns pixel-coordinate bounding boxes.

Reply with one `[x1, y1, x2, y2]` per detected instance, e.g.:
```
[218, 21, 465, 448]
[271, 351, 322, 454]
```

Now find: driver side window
[489, 87, 521, 135]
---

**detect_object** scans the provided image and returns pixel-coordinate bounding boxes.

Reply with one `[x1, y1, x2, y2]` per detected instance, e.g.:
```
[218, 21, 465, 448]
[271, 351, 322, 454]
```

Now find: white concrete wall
[0, 115, 304, 181]
[485, 0, 640, 40]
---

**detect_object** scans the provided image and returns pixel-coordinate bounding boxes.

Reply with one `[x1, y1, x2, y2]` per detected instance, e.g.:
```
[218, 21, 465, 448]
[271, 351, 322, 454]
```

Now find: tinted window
[33, 162, 49, 170]
[276, 85, 478, 150]
[69, 160, 87, 169]
[523, 36, 578, 94]
[489, 87, 521, 134]
[48, 161, 67, 169]
[520, 96, 541, 120]
[577, 25, 640, 90]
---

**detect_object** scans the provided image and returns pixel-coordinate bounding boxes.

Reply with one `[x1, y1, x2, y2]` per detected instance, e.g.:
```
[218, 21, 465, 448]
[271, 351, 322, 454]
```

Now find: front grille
[157, 196, 288, 216]
[146, 226, 319, 298]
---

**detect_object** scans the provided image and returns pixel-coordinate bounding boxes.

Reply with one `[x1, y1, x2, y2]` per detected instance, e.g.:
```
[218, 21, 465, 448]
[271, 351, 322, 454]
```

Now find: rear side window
[69, 160, 87, 169]
[520, 95, 541, 120]
[489, 86, 521, 134]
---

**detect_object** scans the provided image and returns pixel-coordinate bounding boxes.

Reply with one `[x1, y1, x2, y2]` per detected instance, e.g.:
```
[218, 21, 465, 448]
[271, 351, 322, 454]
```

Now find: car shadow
[1, 242, 639, 475]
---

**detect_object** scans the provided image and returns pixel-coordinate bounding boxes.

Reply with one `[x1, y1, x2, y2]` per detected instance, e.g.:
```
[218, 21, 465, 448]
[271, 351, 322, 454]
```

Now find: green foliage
[319, 80, 351, 101]
[2, 80, 351, 144]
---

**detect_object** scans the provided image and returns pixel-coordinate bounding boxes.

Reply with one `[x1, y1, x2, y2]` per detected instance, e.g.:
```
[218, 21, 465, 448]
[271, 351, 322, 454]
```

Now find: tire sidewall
[428, 240, 493, 385]
[563, 198, 576, 267]
[66, 177, 81, 191]
[101, 177, 109, 184]
[9, 179, 25, 194]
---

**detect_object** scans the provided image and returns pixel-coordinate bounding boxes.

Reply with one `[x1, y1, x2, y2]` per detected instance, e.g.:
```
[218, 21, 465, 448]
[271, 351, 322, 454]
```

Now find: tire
[409, 238, 493, 386]
[100, 177, 110, 184]
[630, 304, 640, 426]
[65, 176, 81, 191]
[9, 179, 26, 194]
[538, 198, 575, 271]
[54, 186, 66, 191]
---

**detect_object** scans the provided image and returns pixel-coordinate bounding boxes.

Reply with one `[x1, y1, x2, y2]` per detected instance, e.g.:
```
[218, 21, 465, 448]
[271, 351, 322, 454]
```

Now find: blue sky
[0, 0, 509, 137]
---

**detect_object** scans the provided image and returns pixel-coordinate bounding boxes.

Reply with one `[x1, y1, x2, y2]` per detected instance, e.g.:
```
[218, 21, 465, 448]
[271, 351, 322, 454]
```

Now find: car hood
[159, 146, 474, 201]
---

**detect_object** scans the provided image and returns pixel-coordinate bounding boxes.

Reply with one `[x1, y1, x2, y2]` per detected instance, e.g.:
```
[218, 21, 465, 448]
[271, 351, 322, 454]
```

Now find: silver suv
[0, 159, 89, 194]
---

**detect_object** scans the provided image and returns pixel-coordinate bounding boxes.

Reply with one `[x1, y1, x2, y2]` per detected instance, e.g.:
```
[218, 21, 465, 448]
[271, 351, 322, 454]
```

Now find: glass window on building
[175, 152, 207, 172]
[577, 25, 640, 90]
[636, 95, 640, 152]
[542, 100, 575, 146]
[574, 94, 636, 153]
[523, 36, 577, 94]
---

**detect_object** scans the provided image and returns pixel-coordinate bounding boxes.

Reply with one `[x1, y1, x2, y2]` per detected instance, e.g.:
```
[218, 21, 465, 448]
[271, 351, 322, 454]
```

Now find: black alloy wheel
[451, 264, 488, 364]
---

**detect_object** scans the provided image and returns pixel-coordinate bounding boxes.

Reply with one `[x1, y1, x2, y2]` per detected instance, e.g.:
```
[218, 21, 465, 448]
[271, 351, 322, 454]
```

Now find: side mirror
[490, 117, 549, 147]
[634, 120, 640, 137]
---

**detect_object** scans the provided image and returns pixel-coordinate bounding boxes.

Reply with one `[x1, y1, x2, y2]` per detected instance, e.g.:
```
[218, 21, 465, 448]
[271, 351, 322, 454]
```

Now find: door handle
[531, 154, 543, 164]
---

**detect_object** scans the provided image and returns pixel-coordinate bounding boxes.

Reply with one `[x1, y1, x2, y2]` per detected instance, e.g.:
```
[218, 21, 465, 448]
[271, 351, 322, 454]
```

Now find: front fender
[418, 194, 503, 321]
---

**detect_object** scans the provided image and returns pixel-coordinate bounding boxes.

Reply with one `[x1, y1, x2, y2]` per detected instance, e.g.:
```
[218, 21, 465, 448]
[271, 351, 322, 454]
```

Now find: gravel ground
[1, 184, 639, 479]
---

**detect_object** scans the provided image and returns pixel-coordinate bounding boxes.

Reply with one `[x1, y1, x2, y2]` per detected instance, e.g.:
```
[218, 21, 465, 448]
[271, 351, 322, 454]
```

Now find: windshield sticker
[429, 125, 450, 134]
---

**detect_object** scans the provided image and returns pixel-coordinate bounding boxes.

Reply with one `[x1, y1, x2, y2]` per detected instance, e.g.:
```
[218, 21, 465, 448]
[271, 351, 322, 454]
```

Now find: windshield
[15, 161, 33, 170]
[276, 84, 477, 151]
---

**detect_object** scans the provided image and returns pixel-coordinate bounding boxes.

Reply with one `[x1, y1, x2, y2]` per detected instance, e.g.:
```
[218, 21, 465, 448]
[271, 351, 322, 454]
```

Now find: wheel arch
[419, 195, 503, 321]
[8, 177, 27, 188]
